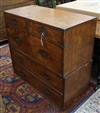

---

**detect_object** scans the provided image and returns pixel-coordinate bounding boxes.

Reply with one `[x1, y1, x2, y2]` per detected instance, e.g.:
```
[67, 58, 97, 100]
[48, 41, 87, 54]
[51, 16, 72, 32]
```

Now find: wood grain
[64, 20, 96, 76]
[4, 6, 96, 110]
[10, 48, 64, 94]
[64, 63, 91, 109]
[9, 33, 63, 76]
[5, 5, 96, 30]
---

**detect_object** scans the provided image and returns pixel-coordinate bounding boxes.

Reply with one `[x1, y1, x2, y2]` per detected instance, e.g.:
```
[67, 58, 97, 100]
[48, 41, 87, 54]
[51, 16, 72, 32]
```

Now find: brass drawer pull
[39, 25, 47, 47]
[38, 49, 48, 57]
[41, 32, 45, 46]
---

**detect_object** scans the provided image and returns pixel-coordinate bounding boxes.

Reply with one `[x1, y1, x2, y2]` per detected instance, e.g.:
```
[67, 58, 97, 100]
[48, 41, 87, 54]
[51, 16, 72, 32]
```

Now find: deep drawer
[11, 48, 64, 94]
[9, 31, 63, 76]
[13, 63, 63, 108]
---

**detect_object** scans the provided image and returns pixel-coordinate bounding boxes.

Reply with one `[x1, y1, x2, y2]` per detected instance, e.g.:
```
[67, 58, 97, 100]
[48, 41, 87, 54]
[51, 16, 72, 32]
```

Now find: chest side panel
[64, 19, 96, 76]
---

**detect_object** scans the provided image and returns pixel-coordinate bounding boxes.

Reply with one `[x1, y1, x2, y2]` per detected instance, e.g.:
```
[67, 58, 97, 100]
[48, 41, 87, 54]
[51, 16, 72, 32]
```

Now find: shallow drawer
[11, 48, 64, 94]
[27, 20, 63, 46]
[13, 63, 63, 108]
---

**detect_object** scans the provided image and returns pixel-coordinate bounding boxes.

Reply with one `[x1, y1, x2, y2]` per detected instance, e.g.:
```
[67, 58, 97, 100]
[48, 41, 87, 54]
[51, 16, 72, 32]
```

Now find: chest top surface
[5, 5, 96, 30]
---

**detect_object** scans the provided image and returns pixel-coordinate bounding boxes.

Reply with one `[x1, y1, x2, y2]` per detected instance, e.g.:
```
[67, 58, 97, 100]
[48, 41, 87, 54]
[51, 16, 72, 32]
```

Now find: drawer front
[13, 63, 63, 108]
[27, 20, 63, 46]
[11, 48, 64, 93]
[9, 31, 63, 76]
[5, 14, 63, 76]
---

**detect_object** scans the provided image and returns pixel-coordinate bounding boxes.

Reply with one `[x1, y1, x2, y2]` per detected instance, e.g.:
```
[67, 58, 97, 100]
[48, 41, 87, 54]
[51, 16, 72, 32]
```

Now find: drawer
[11, 48, 64, 94]
[13, 63, 63, 108]
[27, 19, 63, 46]
[9, 33, 63, 76]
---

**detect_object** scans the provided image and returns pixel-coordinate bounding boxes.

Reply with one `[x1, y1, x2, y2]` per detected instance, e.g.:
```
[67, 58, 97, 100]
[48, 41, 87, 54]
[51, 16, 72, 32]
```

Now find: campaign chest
[4, 5, 96, 109]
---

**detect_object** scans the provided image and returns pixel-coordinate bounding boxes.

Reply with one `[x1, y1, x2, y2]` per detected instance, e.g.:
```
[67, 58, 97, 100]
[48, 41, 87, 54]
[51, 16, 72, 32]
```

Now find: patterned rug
[0, 44, 100, 113]
[0, 44, 59, 113]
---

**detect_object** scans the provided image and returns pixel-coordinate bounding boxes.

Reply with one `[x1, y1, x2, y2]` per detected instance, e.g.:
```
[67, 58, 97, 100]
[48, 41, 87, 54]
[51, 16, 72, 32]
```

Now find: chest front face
[5, 14, 64, 76]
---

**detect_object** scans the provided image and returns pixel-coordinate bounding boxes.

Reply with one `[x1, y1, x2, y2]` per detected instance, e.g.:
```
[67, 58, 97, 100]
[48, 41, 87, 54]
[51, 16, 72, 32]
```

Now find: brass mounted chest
[4, 5, 96, 109]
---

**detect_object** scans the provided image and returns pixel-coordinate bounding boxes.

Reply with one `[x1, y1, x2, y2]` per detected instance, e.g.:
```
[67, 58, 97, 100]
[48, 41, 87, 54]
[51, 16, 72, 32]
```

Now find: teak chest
[4, 5, 96, 109]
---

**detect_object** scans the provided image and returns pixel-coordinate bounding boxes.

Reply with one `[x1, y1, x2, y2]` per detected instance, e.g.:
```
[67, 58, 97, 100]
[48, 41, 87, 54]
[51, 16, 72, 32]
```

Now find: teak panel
[64, 20, 96, 76]
[64, 63, 91, 109]
[10, 48, 64, 94]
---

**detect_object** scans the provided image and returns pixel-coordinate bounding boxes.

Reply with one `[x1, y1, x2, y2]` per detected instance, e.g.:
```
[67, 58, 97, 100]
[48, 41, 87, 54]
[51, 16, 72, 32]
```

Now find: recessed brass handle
[38, 49, 48, 57]
[39, 25, 47, 47]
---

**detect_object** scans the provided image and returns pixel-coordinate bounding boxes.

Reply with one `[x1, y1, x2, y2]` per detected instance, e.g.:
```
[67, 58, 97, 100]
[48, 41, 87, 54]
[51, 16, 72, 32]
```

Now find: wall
[0, 0, 34, 42]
